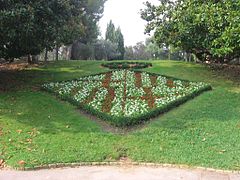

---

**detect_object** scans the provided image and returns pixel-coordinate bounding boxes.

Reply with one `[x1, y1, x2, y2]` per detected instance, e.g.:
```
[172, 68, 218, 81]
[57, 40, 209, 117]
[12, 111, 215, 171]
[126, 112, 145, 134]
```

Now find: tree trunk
[32, 55, 39, 64]
[44, 48, 48, 63]
[55, 44, 59, 61]
[66, 45, 72, 60]
[27, 55, 32, 64]
[188, 53, 192, 62]
[195, 53, 205, 62]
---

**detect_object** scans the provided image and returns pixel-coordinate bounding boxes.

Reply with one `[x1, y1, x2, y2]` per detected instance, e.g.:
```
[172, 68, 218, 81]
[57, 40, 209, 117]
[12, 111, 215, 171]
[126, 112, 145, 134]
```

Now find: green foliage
[101, 62, 152, 69]
[0, 0, 84, 59]
[105, 20, 117, 42]
[70, 0, 106, 60]
[0, 0, 106, 61]
[0, 60, 240, 170]
[145, 37, 183, 60]
[42, 70, 211, 127]
[125, 42, 151, 60]
[71, 42, 94, 60]
[105, 20, 125, 60]
[141, 0, 240, 62]
[115, 27, 125, 59]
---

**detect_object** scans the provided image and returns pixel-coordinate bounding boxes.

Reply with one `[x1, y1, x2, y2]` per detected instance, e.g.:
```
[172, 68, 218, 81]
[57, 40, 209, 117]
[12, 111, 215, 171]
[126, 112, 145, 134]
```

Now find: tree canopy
[0, 0, 106, 61]
[141, 0, 240, 63]
[105, 20, 125, 60]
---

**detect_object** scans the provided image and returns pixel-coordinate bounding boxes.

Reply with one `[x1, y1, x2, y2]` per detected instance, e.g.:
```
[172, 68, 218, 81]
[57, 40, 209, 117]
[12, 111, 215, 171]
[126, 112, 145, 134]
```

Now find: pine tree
[115, 27, 125, 59]
[105, 20, 116, 42]
[105, 20, 125, 59]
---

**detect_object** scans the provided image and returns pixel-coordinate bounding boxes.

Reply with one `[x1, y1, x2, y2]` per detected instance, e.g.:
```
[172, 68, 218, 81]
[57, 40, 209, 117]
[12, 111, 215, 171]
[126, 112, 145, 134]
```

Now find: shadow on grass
[0, 61, 106, 92]
[0, 91, 105, 134]
[0, 60, 239, 135]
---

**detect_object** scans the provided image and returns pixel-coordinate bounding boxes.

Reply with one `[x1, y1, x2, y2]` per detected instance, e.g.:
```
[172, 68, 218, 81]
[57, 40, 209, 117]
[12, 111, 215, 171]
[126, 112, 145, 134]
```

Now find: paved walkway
[0, 166, 239, 180]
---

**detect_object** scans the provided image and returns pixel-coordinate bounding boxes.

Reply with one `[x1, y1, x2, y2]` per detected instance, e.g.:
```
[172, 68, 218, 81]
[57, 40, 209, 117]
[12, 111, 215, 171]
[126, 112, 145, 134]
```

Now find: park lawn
[0, 60, 240, 170]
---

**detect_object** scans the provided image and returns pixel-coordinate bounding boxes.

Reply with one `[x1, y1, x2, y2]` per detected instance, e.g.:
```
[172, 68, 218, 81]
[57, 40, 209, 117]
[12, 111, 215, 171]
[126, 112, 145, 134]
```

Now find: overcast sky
[99, 0, 159, 46]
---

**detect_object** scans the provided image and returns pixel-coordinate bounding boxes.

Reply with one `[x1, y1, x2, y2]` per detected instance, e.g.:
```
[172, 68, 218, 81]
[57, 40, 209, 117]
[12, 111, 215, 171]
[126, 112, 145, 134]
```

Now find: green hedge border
[42, 71, 212, 127]
[101, 62, 152, 69]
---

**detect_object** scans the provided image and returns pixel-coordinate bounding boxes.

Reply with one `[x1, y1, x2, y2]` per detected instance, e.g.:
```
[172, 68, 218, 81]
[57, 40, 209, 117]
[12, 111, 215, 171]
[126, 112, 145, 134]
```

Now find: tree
[93, 39, 120, 60]
[141, 0, 240, 63]
[94, 39, 107, 60]
[0, 0, 84, 63]
[105, 20, 116, 43]
[70, 0, 106, 60]
[124, 46, 135, 60]
[105, 20, 125, 60]
[133, 42, 151, 60]
[115, 27, 125, 59]
[104, 40, 120, 60]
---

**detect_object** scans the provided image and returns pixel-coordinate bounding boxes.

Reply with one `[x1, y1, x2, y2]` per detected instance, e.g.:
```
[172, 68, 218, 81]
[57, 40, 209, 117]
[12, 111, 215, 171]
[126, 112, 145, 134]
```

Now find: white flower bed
[111, 70, 125, 81]
[43, 70, 210, 124]
[141, 72, 152, 87]
[79, 74, 106, 81]
[110, 83, 124, 116]
[73, 82, 98, 103]
[89, 87, 108, 111]
[124, 98, 149, 117]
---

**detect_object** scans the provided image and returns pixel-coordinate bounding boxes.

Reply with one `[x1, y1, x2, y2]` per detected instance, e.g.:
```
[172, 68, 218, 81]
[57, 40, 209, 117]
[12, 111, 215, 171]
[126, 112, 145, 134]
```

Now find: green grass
[0, 60, 240, 170]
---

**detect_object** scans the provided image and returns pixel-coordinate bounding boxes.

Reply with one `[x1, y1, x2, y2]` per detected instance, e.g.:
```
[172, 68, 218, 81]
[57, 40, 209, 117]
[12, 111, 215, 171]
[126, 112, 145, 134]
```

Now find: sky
[99, 0, 159, 46]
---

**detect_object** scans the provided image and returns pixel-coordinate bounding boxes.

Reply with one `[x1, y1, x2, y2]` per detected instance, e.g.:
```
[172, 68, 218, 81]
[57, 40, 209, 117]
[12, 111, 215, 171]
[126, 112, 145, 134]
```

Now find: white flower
[42, 70, 210, 120]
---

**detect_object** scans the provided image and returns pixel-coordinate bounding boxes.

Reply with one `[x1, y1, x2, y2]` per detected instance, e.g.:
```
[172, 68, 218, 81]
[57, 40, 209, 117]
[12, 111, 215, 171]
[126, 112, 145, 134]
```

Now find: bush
[102, 62, 152, 69]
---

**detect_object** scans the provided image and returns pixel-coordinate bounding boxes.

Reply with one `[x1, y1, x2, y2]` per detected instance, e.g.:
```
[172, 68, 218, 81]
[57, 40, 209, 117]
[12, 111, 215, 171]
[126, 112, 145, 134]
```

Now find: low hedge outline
[42, 70, 212, 127]
[101, 62, 152, 69]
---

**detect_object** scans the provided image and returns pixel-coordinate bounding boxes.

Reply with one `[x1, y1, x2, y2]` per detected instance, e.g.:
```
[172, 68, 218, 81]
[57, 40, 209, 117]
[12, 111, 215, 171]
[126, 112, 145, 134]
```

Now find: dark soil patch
[84, 88, 98, 104]
[102, 88, 115, 113]
[150, 76, 157, 87]
[135, 73, 142, 88]
[143, 87, 155, 109]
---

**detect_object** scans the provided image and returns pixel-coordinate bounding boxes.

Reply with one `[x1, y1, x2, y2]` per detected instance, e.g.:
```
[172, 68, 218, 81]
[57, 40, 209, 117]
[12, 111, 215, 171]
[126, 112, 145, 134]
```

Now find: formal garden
[42, 67, 211, 127]
[0, 0, 240, 176]
[0, 60, 239, 170]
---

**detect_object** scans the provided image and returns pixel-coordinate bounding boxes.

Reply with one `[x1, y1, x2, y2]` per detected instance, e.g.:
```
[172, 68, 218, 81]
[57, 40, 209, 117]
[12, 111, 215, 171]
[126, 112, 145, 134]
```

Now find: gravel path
[1, 166, 240, 180]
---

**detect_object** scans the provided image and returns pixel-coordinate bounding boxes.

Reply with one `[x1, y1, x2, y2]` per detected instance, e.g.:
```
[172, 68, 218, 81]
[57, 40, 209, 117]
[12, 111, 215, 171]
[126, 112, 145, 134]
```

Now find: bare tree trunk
[44, 48, 48, 63]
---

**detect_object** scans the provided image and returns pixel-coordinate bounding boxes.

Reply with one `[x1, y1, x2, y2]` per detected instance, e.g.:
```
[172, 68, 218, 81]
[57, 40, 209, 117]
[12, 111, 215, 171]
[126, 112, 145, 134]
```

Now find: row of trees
[125, 38, 184, 61]
[141, 0, 240, 63]
[70, 20, 125, 61]
[0, 0, 106, 63]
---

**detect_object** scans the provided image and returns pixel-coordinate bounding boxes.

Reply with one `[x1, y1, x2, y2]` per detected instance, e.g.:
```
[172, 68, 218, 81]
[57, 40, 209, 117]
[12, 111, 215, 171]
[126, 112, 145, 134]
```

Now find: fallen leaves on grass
[18, 160, 26, 168]
[0, 159, 5, 169]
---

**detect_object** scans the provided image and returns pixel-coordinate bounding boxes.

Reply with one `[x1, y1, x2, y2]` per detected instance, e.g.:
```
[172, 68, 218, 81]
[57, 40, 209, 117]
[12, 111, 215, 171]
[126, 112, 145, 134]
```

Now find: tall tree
[70, 0, 106, 60]
[141, 0, 240, 63]
[105, 20, 116, 43]
[115, 27, 125, 59]
[105, 21, 125, 60]
[0, 0, 106, 63]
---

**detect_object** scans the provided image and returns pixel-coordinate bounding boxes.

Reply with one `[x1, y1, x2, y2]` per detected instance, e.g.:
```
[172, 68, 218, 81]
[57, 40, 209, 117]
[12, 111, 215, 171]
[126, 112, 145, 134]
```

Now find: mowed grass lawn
[0, 60, 240, 170]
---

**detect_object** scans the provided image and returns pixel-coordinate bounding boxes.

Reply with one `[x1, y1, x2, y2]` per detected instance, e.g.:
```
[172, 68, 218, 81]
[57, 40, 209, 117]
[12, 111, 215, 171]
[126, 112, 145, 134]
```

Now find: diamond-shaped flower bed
[42, 70, 211, 127]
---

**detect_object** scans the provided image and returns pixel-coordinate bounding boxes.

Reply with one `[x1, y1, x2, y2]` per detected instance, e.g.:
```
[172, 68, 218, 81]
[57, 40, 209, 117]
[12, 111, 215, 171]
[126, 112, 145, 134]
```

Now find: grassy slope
[0, 60, 240, 170]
